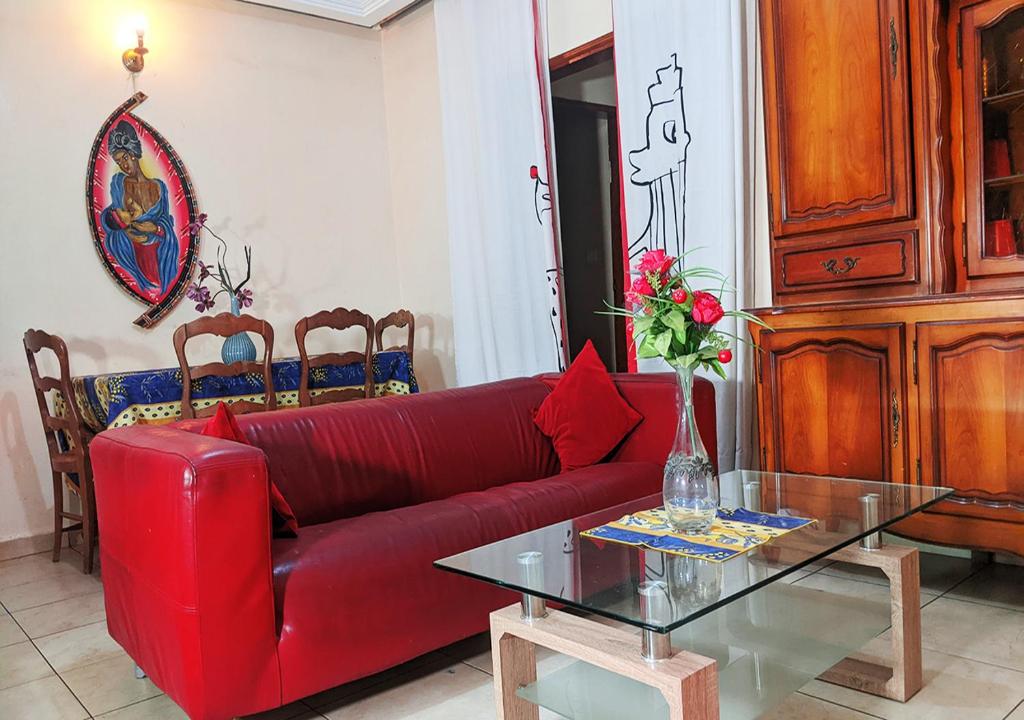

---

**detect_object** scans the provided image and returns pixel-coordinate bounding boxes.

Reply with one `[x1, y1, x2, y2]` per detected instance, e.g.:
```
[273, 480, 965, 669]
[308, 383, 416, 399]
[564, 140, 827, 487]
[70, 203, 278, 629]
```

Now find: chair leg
[80, 478, 95, 575]
[52, 472, 64, 563]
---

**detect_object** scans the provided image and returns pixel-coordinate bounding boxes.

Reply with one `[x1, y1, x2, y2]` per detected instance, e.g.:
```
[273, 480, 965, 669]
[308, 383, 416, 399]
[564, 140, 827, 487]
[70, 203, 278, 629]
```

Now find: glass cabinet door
[962, 0, 1024, 280]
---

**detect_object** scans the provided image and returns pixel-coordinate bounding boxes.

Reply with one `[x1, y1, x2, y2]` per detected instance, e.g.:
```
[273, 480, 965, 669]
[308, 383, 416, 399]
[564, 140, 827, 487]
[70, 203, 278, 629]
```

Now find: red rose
[718, 349, 732, 364]
[637, 249, 675, 279]
[671, 288, 688, 304]
[631, 275, 655, 297]
[529, 165, 539, 179]
[691, 291, 724, 325]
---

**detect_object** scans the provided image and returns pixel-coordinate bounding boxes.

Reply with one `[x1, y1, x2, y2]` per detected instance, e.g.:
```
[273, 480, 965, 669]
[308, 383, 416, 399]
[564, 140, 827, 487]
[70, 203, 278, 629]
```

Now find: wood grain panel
[760, 324, 907, 484]
[918, 319, 1024, 523]
[762, 0, 913, 235]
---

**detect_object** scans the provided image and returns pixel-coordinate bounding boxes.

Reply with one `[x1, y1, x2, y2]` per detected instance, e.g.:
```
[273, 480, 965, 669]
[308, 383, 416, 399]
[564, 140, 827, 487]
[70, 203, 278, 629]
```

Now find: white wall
[547, 0, 613, 58]
[0, 0, 452, 548]
[381, 2, 456, 390]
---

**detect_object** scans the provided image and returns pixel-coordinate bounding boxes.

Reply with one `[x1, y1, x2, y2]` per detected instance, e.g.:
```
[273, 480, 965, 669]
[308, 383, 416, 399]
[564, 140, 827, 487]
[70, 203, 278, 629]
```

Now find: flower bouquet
[185, 213, 257, 363]
[606, 249, 767, 534]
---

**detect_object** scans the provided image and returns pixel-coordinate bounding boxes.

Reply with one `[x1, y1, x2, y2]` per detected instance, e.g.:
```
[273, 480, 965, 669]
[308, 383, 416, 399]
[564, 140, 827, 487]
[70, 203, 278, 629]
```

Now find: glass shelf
[515, 581, 891, 720]
[984, 172, 1024, 188]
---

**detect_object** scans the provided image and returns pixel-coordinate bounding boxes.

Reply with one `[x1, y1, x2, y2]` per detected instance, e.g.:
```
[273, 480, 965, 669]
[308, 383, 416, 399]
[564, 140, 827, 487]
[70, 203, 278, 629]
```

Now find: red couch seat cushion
[269, 461, 663, 702]
[534, 341, 642, 471]
[201, 403, 298, 537]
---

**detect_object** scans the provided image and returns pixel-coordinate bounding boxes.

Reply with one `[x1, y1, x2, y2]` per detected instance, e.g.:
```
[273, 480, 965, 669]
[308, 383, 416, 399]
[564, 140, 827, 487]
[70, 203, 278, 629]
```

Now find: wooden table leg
[489, 604, 719, 720]
[817, 544, 923, 702]
[492, 629, 539, 720]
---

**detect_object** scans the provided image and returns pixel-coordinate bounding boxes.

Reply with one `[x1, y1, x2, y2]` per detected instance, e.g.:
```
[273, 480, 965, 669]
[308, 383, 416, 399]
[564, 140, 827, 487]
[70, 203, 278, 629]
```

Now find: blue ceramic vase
[221, 294, 257, 364]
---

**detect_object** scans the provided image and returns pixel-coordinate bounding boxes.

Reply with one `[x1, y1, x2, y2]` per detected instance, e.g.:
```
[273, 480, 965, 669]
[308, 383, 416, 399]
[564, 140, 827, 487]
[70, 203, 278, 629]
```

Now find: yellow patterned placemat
[581, 506, 815, 563]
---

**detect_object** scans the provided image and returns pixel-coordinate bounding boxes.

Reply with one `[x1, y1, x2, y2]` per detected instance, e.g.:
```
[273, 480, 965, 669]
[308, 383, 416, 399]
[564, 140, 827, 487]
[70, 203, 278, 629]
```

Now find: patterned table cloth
[69, 351, 418, 432]
[581, 506, 815, 563]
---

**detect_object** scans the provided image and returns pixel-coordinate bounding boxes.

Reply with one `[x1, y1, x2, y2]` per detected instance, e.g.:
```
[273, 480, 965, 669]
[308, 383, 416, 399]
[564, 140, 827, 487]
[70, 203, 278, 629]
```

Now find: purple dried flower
[235, 288, 254, 308]
[186, 213, 209, 237]
[197, 263, 213, 281]
[194, 294, 215, 312]
[186, 282, 203, 301]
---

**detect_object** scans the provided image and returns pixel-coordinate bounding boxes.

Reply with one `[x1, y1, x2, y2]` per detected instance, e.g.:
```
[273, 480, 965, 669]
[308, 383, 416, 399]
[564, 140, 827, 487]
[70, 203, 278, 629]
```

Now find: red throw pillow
[534, 340, 642, 471]
[201, 403, 299, 538]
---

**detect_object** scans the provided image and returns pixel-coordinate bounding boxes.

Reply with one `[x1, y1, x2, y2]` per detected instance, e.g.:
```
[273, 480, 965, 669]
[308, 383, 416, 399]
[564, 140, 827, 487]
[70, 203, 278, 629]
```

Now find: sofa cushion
[233, 377, 561, 527]
[201, 402, 298, 537]
[269, 461, 663, 702]
[534, 341, 642, 471]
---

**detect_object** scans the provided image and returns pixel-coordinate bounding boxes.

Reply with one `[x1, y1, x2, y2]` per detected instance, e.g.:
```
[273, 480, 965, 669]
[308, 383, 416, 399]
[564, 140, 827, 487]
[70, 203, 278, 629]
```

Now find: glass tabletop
[434, 470, 952, 634]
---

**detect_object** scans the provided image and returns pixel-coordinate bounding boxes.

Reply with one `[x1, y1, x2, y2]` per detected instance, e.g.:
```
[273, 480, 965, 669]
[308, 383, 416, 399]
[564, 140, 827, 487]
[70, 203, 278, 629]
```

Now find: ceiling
[240, 0, 419, 27]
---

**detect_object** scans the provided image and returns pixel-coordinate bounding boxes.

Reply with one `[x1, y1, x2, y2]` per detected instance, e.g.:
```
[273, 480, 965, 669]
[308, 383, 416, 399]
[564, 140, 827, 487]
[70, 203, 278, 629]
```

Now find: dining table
[64, 350, 418, 433]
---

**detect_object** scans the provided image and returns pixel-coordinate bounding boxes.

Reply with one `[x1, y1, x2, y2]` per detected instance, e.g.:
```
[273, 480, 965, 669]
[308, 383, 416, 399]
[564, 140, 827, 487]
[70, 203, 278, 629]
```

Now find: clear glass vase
[663, 365, 719, 534]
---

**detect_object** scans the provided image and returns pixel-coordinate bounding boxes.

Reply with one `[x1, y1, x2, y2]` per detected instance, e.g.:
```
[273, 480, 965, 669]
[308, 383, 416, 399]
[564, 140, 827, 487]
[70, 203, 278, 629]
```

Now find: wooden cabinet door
[761, 0, 913, 236]
[917, 319, 1024, 522]
[759, 324, 907, 483]
[958, 0, 1024, 284]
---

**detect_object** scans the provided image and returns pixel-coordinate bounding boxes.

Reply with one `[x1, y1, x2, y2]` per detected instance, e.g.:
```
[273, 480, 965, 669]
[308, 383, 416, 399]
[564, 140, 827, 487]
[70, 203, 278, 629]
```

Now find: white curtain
[435, 0, 567, 387]
[612, 0, 769, 471]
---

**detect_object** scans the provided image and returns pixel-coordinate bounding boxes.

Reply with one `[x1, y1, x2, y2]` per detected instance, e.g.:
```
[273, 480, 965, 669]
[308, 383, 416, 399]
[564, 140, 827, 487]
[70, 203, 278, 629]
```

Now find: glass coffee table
[435, 470, 952, 720]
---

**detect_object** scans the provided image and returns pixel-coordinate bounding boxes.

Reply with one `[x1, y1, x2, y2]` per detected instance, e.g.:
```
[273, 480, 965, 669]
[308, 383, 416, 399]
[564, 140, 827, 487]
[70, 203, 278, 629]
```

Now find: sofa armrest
[91, 426, 281, 720]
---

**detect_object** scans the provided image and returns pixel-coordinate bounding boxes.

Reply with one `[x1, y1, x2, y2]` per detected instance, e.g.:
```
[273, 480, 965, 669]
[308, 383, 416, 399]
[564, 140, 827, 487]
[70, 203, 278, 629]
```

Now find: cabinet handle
[821, 256, 860, 275]
[889, 18, 899, 79]
[891, 391, 900, 447]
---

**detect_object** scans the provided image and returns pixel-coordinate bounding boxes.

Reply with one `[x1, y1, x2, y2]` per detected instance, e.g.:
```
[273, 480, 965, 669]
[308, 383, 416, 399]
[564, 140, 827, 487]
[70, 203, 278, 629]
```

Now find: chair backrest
[173, 313, 276, 420]
[295, 307, 374, 407]
[23, 329, 88, 472]
[374, 309, 414, 360]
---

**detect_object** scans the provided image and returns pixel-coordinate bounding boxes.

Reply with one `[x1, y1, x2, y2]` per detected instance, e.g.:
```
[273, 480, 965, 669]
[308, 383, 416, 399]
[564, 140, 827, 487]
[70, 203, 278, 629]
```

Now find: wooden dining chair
[374, 309, 415, 371]
[23, 330, 97, 574]
[295, 308, 374, 407]
[173, 313, 276, 420]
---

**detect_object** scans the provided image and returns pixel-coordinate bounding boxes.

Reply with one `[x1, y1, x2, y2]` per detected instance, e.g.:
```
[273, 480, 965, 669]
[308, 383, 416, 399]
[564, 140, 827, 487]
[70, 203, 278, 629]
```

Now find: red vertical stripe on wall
[610, 14, 637, 372]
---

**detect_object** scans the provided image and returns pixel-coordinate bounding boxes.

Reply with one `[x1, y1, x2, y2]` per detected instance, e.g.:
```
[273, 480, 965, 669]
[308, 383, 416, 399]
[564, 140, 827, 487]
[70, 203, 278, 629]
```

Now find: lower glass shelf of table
[515, 581, 891, 720]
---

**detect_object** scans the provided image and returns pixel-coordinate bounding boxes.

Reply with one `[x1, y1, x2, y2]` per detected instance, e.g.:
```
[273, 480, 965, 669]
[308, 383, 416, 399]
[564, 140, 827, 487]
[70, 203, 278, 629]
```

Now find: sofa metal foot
[134, 664, 146, 680]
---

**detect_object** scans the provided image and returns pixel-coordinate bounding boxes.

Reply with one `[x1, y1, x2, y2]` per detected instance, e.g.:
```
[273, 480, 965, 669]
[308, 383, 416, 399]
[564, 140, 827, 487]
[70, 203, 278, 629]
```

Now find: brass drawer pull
[821, 256, 861, 275]
[891, 391, 899, 447]
[889, 17, 899, 79]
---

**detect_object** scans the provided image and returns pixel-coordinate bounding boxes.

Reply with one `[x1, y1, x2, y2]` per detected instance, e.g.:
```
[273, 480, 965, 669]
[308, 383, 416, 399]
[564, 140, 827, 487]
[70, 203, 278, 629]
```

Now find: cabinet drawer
[775, 232, 918, 294]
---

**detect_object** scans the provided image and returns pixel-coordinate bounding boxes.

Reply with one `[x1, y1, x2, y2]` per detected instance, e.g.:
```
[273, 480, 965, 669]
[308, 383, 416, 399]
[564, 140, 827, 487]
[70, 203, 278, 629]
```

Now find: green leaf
[680, 353, 699, 369]
[698, 346, 720, 360]
[637, 334, 661, 358]
[706, 358, 729, 380]
[633, 315, 655, 334]
[662, 308, 688, 333]
[653, 329, 673, 357]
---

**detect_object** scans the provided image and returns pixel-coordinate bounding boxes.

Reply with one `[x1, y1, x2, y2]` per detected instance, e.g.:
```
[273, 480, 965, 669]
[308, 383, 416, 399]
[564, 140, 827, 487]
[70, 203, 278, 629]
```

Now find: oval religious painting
[86, 92, 199, 327]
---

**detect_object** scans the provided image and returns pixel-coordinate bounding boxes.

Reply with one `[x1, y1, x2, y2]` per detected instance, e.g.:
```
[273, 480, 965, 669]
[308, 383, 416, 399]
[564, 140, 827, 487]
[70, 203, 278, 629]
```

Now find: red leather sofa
[90, 373, 716, 720]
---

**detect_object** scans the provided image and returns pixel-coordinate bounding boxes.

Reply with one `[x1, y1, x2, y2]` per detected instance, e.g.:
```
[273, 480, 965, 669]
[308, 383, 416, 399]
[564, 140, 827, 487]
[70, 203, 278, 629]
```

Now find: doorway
[551, 49, 627, 372]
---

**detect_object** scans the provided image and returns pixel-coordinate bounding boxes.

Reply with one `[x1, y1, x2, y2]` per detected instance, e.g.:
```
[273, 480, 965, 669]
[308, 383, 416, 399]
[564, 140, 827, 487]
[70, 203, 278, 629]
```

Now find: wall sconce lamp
[122, 19, 149, 74]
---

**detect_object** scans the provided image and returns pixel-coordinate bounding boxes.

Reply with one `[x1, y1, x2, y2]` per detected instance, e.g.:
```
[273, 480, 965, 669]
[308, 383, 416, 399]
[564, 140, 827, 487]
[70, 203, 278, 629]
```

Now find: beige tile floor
[1, 546, 1022, 720]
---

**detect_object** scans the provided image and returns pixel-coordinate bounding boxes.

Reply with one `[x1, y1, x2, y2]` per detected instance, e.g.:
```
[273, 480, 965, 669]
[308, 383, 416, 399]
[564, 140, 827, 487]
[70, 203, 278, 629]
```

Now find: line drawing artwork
[627, 53, 691, 261]
[530, 164, 565, 372]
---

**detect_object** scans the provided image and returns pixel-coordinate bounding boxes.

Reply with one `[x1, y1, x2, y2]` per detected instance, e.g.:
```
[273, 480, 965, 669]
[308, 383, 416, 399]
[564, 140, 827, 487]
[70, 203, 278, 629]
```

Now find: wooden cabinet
[751, 298, 1024, 557]
[952, 0, 1024, 289]
[754, 0, 1024, 555]
[761, 0, 913, 236]
[760, 0, 948, 305]
[758, 324, 907, 483]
